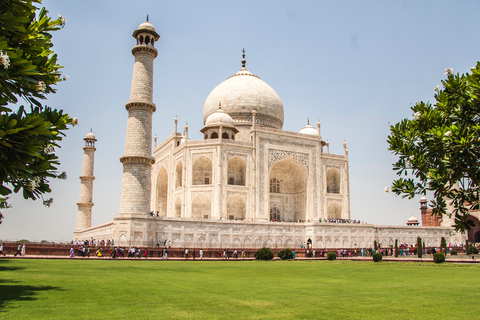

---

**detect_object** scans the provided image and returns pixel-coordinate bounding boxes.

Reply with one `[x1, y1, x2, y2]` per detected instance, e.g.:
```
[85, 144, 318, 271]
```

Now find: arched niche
[227, 157, 246, 186]
[327, 169, 340, 194]
[175, 161, 183, 188]
[192, 193, 211, 219]
[175, 197, 182, 218]
[155, 167, 168, 217]
[226, 194, 246, 220]
[327, 202, 342, 219]
[192, 156, 212, 185]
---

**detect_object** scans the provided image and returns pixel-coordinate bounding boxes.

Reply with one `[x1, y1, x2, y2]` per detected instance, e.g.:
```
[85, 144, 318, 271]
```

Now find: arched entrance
[467, 215, 480, 243]
[269, 157, 307, 222]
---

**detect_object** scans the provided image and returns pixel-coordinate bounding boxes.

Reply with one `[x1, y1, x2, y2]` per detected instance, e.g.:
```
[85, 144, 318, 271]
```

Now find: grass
[0, 259, 479, 319]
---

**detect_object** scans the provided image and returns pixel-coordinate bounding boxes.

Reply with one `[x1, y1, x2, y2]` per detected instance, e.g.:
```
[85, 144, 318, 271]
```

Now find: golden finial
[241, 48, 246, 68]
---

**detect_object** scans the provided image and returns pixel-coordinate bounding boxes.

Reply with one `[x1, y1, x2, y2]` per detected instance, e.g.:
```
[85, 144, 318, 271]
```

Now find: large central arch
[269, 157, 307, 222]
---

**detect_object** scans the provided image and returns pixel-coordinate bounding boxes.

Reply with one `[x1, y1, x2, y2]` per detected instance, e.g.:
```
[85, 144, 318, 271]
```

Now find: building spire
[146, 15, 149, 22]
[241, 48, 246, 68]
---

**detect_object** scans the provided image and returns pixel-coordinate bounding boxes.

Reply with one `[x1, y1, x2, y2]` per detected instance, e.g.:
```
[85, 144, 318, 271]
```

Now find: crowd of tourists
[321, 218, 365, 224]
[72, 239, 114, 246]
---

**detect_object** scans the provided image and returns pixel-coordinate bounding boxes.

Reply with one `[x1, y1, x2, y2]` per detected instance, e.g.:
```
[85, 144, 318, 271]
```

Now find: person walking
[0, 243, 5, 257]
[185, 248, 189, 259]
[199, 249, 203, 259]
[14, 244, 21, 257]
[69, 247, 75, 258]
[143, 248, 148, 259]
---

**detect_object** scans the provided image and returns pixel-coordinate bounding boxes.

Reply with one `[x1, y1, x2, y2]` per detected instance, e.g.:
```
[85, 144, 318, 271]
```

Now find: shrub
[466, 245, 479, 255]
[277, 248, 293, 260]
[254, 247, 274, 260]
[326, 252, 336, 260]
[450, 250, 457, 255]
[433, 252, 445, 263]
[372, 252, 382, 262]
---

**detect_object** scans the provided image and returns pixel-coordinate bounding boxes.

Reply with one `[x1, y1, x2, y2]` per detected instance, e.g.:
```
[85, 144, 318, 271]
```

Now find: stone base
[73, 216, 465, 249]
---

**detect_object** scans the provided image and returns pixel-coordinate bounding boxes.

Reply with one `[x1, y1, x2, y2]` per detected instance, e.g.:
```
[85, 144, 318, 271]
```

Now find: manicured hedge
[433, 252, 445, 263]
[373, 252, 382, 262]
[327, 252, 336, 260]
[278, 248, 294, 260]
[254, 247, 274, 260]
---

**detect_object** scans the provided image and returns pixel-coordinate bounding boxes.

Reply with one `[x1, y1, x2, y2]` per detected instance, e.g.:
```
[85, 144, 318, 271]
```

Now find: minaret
[76, 131, 97, 231]
[119, 18, 160, 217]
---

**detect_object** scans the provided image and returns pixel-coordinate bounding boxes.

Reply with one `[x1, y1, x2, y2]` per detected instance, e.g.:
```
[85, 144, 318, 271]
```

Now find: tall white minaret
[76, 131, 97, 231]
[119, 18, 159, 217]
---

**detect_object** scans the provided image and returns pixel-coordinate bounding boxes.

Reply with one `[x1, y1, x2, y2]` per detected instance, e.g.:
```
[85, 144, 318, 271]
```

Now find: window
[270, 206, 281, 221]
[270, 178, 280, 193]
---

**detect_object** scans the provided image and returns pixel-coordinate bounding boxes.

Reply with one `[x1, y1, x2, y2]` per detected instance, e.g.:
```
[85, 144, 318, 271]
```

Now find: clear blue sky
[2, 1, 480, 242]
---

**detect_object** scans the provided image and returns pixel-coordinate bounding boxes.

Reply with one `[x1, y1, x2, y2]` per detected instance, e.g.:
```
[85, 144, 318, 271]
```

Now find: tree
[417, 236, 422, 258]
[440, 237, 447, 255]
[388, 64, 480, 232]
[0, 0, 75, 223]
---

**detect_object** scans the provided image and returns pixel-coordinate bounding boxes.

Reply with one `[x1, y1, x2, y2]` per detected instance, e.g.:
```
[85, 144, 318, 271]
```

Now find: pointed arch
[192, 156, 212, 185]
[327, 168, 340, 194]
[269, 157, 307, 222]
[192, 193, 211, 219]
[226, 194, 246, 220]
[175, 161, 183, 188]
[175, 197, 182, 218]
[155, 167, 168, 217]
[327, 202, 342, 219]
[227, 156, 246, 186]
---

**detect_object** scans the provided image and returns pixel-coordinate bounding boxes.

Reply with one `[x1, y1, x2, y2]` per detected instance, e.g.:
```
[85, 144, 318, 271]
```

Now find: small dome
[205, 108, 235, 126]
[138, 21, 156, 32]
[407, 215, 419, 224]
[85, 132, 96, 140]
[299, 124, 319, 136]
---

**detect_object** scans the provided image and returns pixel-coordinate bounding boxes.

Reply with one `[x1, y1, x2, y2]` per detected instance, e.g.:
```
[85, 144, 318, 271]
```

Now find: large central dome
[203, 66, 284, 130]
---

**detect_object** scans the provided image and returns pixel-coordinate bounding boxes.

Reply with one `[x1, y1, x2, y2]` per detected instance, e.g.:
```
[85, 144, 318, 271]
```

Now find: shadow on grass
[0, 259, 25, 272]
[0, 284, 64, 310]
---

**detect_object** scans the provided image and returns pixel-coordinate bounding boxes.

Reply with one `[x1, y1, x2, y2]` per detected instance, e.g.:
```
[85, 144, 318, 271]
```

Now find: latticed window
[270, 178, 280, 193]
[270, 206, 281, 221]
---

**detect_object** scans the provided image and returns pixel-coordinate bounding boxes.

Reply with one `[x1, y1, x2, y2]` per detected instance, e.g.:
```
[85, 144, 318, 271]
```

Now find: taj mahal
[73, 19, 468, 248]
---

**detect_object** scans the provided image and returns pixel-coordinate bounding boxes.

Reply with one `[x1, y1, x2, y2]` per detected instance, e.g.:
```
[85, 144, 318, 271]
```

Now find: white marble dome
[203, 67, 284, 129]
[85, 131, 96, 140]
[299, 124, 319, 136]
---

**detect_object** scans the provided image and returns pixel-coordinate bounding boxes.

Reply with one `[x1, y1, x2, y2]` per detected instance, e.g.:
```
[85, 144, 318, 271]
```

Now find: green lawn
[0, 259, 478, 319]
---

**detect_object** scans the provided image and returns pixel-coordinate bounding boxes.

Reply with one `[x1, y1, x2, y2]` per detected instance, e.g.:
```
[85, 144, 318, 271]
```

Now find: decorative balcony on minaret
[76, 131, 97, 231]
[119, 17, 160, 216]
